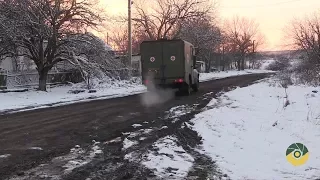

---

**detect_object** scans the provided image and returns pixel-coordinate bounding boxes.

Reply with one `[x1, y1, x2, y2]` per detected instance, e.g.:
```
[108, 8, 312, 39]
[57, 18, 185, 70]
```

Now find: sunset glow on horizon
[99, 0, 320, 51]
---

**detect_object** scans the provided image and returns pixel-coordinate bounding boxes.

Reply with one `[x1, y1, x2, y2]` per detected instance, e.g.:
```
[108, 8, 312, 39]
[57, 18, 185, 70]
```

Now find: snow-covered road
[0, 72, 273, 179]
[0, 70, 274, 113]
[199, 69, 274, 82]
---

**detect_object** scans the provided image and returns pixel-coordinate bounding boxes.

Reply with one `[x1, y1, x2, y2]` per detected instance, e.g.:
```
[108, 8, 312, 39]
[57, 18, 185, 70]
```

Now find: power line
[221, 0, 304, 9]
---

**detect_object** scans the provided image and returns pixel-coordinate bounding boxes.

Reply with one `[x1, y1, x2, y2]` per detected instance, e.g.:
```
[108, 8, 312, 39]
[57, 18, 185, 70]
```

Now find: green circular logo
[286, 143, 309, 166]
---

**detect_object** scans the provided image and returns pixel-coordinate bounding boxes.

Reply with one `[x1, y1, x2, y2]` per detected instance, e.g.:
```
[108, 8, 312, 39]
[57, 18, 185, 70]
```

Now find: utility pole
[107, 32, 109, 44]
[222, 45, 225, 71]
[252, 40, 255, 69]
[253, 40, 255, 53]
[218, 48, 221, 72]
[128, 0, 133, 75]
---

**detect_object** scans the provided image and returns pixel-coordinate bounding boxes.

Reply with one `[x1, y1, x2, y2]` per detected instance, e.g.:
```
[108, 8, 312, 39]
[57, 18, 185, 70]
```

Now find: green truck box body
[140, 39, 199, 92]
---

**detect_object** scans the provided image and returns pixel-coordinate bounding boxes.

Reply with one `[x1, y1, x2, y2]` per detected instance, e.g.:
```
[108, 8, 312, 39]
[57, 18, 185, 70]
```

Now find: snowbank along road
[0, 73, 272, 180]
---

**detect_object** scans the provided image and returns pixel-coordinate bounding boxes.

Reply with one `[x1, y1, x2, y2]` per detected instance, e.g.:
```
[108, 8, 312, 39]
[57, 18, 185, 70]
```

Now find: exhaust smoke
[140, 74, 175, 107]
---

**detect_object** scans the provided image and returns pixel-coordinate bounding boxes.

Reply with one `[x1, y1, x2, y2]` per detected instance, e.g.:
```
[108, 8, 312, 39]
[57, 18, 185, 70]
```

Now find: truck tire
[179, 83, 191, 96]
[192, 79, 199, 92]
[185, 83, 191, 96]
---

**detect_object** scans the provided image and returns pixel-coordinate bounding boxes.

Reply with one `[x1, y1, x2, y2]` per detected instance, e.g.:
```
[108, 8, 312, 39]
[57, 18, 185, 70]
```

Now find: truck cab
[196, 61, 206, 73]
[140, 39, 199, 95]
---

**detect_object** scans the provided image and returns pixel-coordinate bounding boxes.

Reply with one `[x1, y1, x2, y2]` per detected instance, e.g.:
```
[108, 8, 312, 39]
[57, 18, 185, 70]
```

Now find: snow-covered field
[192, 78, 320, 179]
[259, 59, 276, 70]
[0, 70, 274, 113]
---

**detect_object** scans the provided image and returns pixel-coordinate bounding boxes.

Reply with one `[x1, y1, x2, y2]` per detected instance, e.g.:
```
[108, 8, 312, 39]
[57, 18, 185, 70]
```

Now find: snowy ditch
[8, 141, 103, 180]
[28, 147, 43, 151]
[120, 127, 155, 151]
[62, 141, 103, 173]
[119, 104, 202, 179]
[0, 154, 11, 159]
[125, 136, 194, 179]
[121, 104, 198, 152]
[190, 77, 320, 179]
[164, 104, 198, 123]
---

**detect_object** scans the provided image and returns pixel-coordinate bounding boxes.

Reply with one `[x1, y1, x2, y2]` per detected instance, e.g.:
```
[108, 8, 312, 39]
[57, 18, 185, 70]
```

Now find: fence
[106, 68, 140, 80]
[2, 70, 83, 89]
[0, 70, 7, 89]
[1, 68, 141, 89]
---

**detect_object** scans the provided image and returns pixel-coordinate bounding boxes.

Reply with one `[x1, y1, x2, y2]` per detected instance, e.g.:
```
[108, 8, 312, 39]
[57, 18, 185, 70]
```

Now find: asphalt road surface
[0, 73, 272, 180]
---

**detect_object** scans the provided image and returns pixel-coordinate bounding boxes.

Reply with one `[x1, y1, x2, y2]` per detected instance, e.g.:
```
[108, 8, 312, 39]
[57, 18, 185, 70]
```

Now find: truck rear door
[141, 40, 185, 84]
[162, 40, 184, 80]
[141, 41, 163, 80]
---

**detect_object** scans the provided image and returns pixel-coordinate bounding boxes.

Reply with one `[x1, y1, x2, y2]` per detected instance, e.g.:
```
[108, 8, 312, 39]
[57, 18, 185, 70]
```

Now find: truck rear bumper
[145, 82, 186, 91]
[143, 77, 188, 91]
[158, 83, 185, 89]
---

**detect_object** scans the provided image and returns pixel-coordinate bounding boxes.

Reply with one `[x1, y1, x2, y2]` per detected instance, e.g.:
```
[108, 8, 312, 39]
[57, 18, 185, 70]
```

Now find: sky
[99, 0, 320, 51]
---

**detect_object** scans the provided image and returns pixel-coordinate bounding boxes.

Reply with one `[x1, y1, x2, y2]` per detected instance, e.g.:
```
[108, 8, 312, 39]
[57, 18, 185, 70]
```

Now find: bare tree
[0, 0, 105, 91]
[110, 29, 130, 53]
[131, 0, 215, 40]
[224, 16, 264, 70]
[285, 10, 320, 85]
[178, 15, 222, 71]
[109, 27, 149, 54]
[288, 11, 320, 65]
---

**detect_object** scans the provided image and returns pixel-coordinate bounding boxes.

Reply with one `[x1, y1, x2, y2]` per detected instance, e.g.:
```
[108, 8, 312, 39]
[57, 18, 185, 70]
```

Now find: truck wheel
[185, 83, 191, 96]
[193, 79, 199, 92]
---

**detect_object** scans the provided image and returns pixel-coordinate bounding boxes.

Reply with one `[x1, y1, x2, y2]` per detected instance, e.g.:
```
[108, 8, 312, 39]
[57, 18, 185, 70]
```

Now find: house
[0, 55, 36, 72]
[114, 51, 141, 68]
[0, 57, 15, 72]
[1, 39, 115, 73]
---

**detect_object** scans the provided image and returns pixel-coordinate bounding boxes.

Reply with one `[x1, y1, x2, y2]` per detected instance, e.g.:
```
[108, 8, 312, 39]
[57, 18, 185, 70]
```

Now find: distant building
[132, 54, 141, 74]
[196, 61, 206, 73]
[113, 52, 142, 76]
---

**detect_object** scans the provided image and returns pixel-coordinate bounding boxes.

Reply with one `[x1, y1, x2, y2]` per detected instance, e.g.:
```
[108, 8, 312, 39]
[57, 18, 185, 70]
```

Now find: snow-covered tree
[62, 32, 125, 87]
[0, 0, 106, 91]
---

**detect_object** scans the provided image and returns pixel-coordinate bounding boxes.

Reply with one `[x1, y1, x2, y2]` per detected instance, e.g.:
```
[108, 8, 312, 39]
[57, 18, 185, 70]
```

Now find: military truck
[140, 39, 199, 95]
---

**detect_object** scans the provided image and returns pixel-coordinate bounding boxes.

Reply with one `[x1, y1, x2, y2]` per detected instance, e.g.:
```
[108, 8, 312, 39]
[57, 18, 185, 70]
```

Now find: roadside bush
[70, 76, 142, 91]
[278, 71, 293, 87]
[266, 51, 320, 87]
[292, 64, 320, 86]
[266, 57, 290, 71]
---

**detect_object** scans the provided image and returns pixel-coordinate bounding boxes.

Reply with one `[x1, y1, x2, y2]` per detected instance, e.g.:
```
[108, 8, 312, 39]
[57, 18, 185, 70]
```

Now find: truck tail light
[175, 79, 184, 83]
[145, 80, 149, 84]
